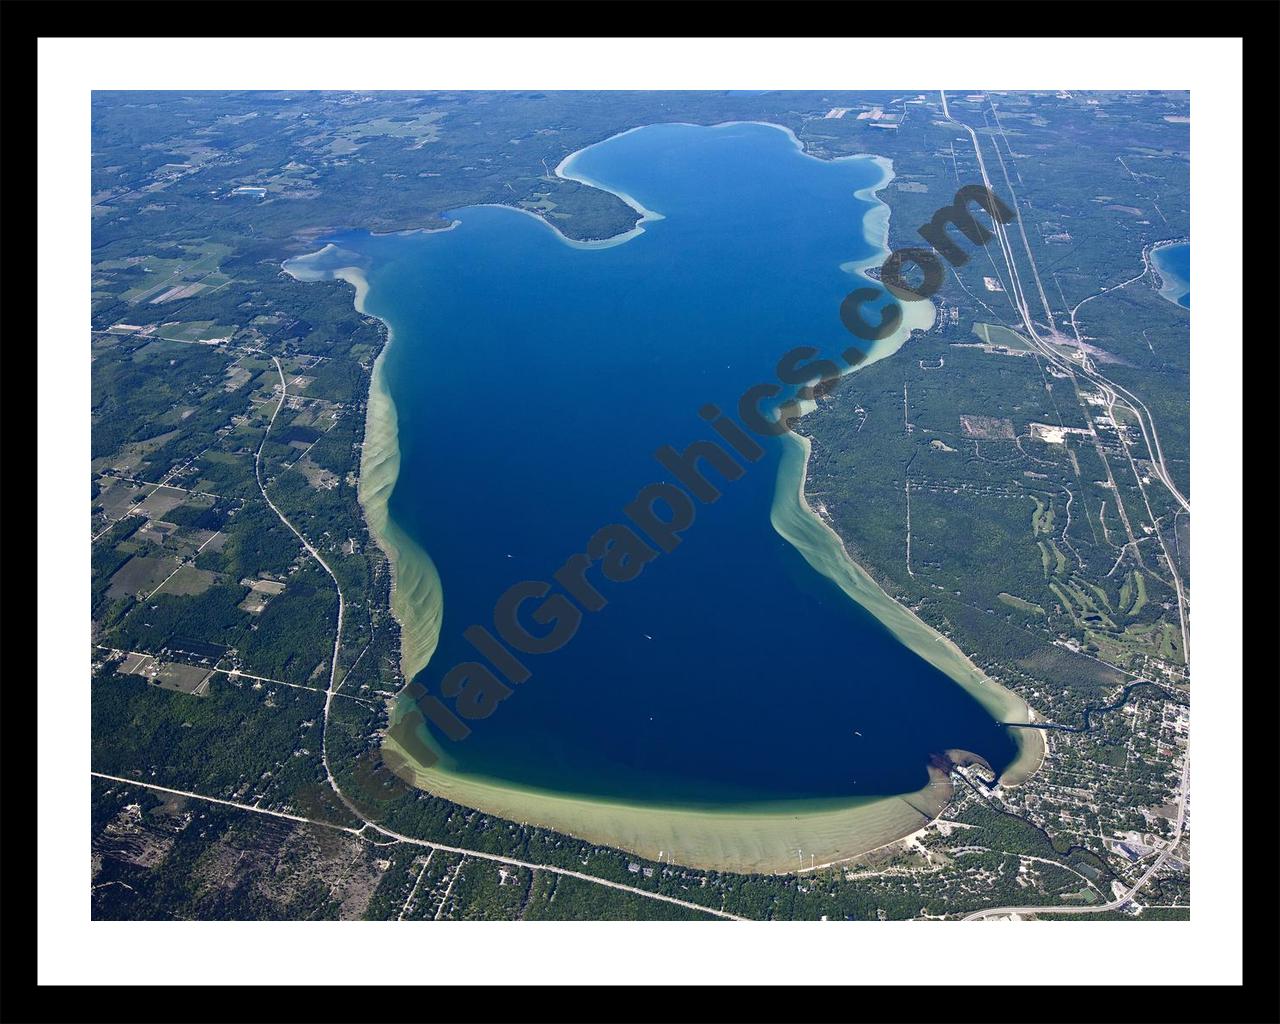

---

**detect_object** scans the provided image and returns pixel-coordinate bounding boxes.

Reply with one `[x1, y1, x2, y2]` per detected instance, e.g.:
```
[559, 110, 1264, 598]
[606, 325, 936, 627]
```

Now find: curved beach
[282, 247, 444, 684]
[773, 150, 1044, 788]
[294, 123, 1043, 874]
[1150, 238, 1191, 309]
[383, 728, 957, 874]
[775, 430, 1045, 787]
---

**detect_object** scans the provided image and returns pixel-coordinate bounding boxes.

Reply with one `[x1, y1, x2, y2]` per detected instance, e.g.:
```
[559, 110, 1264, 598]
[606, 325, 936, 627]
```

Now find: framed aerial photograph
[14, 8, 1274, 1017]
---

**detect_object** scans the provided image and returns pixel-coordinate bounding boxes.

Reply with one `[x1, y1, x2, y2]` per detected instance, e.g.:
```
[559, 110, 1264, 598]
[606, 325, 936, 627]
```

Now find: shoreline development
[287, 122, 1044, 873]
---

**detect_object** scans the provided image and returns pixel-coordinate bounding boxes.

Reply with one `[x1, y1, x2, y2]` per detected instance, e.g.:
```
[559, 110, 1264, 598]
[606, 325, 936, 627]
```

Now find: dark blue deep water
[339, 123, 1017, 808]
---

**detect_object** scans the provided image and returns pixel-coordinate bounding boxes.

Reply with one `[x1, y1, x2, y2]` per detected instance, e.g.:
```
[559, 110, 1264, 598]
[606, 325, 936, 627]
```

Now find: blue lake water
[337, 122, 1018, 808]
[1152, 242, 1190, 308]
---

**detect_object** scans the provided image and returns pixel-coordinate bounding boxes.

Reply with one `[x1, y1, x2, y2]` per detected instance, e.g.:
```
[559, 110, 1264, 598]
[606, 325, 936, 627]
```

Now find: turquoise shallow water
[334, 122, 1018, 808]
[1152, 242, 1190, 308]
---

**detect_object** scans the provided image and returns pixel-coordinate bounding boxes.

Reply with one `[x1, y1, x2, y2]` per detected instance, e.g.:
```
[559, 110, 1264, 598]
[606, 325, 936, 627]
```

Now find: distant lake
[1152, 242, 1190, 309]
[336, 123, 1020, 811]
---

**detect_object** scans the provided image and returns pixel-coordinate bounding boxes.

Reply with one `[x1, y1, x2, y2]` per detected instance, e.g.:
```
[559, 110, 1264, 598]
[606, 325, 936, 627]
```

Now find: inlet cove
[287, 122, 1041, 872]
[1151, 241, 1190, 309]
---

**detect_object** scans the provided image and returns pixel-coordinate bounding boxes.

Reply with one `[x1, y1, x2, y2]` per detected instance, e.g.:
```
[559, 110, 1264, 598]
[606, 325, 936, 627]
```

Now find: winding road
[256, 359, 351, 810]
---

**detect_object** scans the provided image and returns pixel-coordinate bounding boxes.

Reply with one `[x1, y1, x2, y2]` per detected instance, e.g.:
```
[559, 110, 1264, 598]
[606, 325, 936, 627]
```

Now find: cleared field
[335, 111, 444, 147]
[223, 365, 253, 391]
[999, 592, 1045, 615]
[150, 283, 208, 305]
[242, 577, 287, 595]
[91, 429, 181, 476]
[157, 565, 219, 597]
[99, 240, 234, 306]
[110, 653, 210, 694]
[154, 320, 237, 343]
[150, 661, 213, 695]
[238, 591, 272, 614]
[107, 554, 179, 599]
[299, 459, 339, 490]
[960, 414, 1015, 439]
[135, 520, 179, 545]
[95, 477, 149, 520]
[116, 652, 155, 675]
[135, 487, 188, 520]
[972, 321, 1036, 352]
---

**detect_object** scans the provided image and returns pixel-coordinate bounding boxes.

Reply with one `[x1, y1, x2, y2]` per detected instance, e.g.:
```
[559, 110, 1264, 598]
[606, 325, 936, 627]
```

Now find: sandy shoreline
[287, 122, 1043, 873]
[384, 728, 956, 874]
[1149, 238, 1190, 308]
[777, 430, 1045, 786]
[281, 249, 444, 685]
[767, 147, 1045, 787]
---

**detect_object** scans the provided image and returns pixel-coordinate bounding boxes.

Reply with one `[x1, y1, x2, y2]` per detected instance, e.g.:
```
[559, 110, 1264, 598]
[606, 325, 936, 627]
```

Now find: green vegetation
[998, 592, 1044, 616]
[91, 89, 1188, 921]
